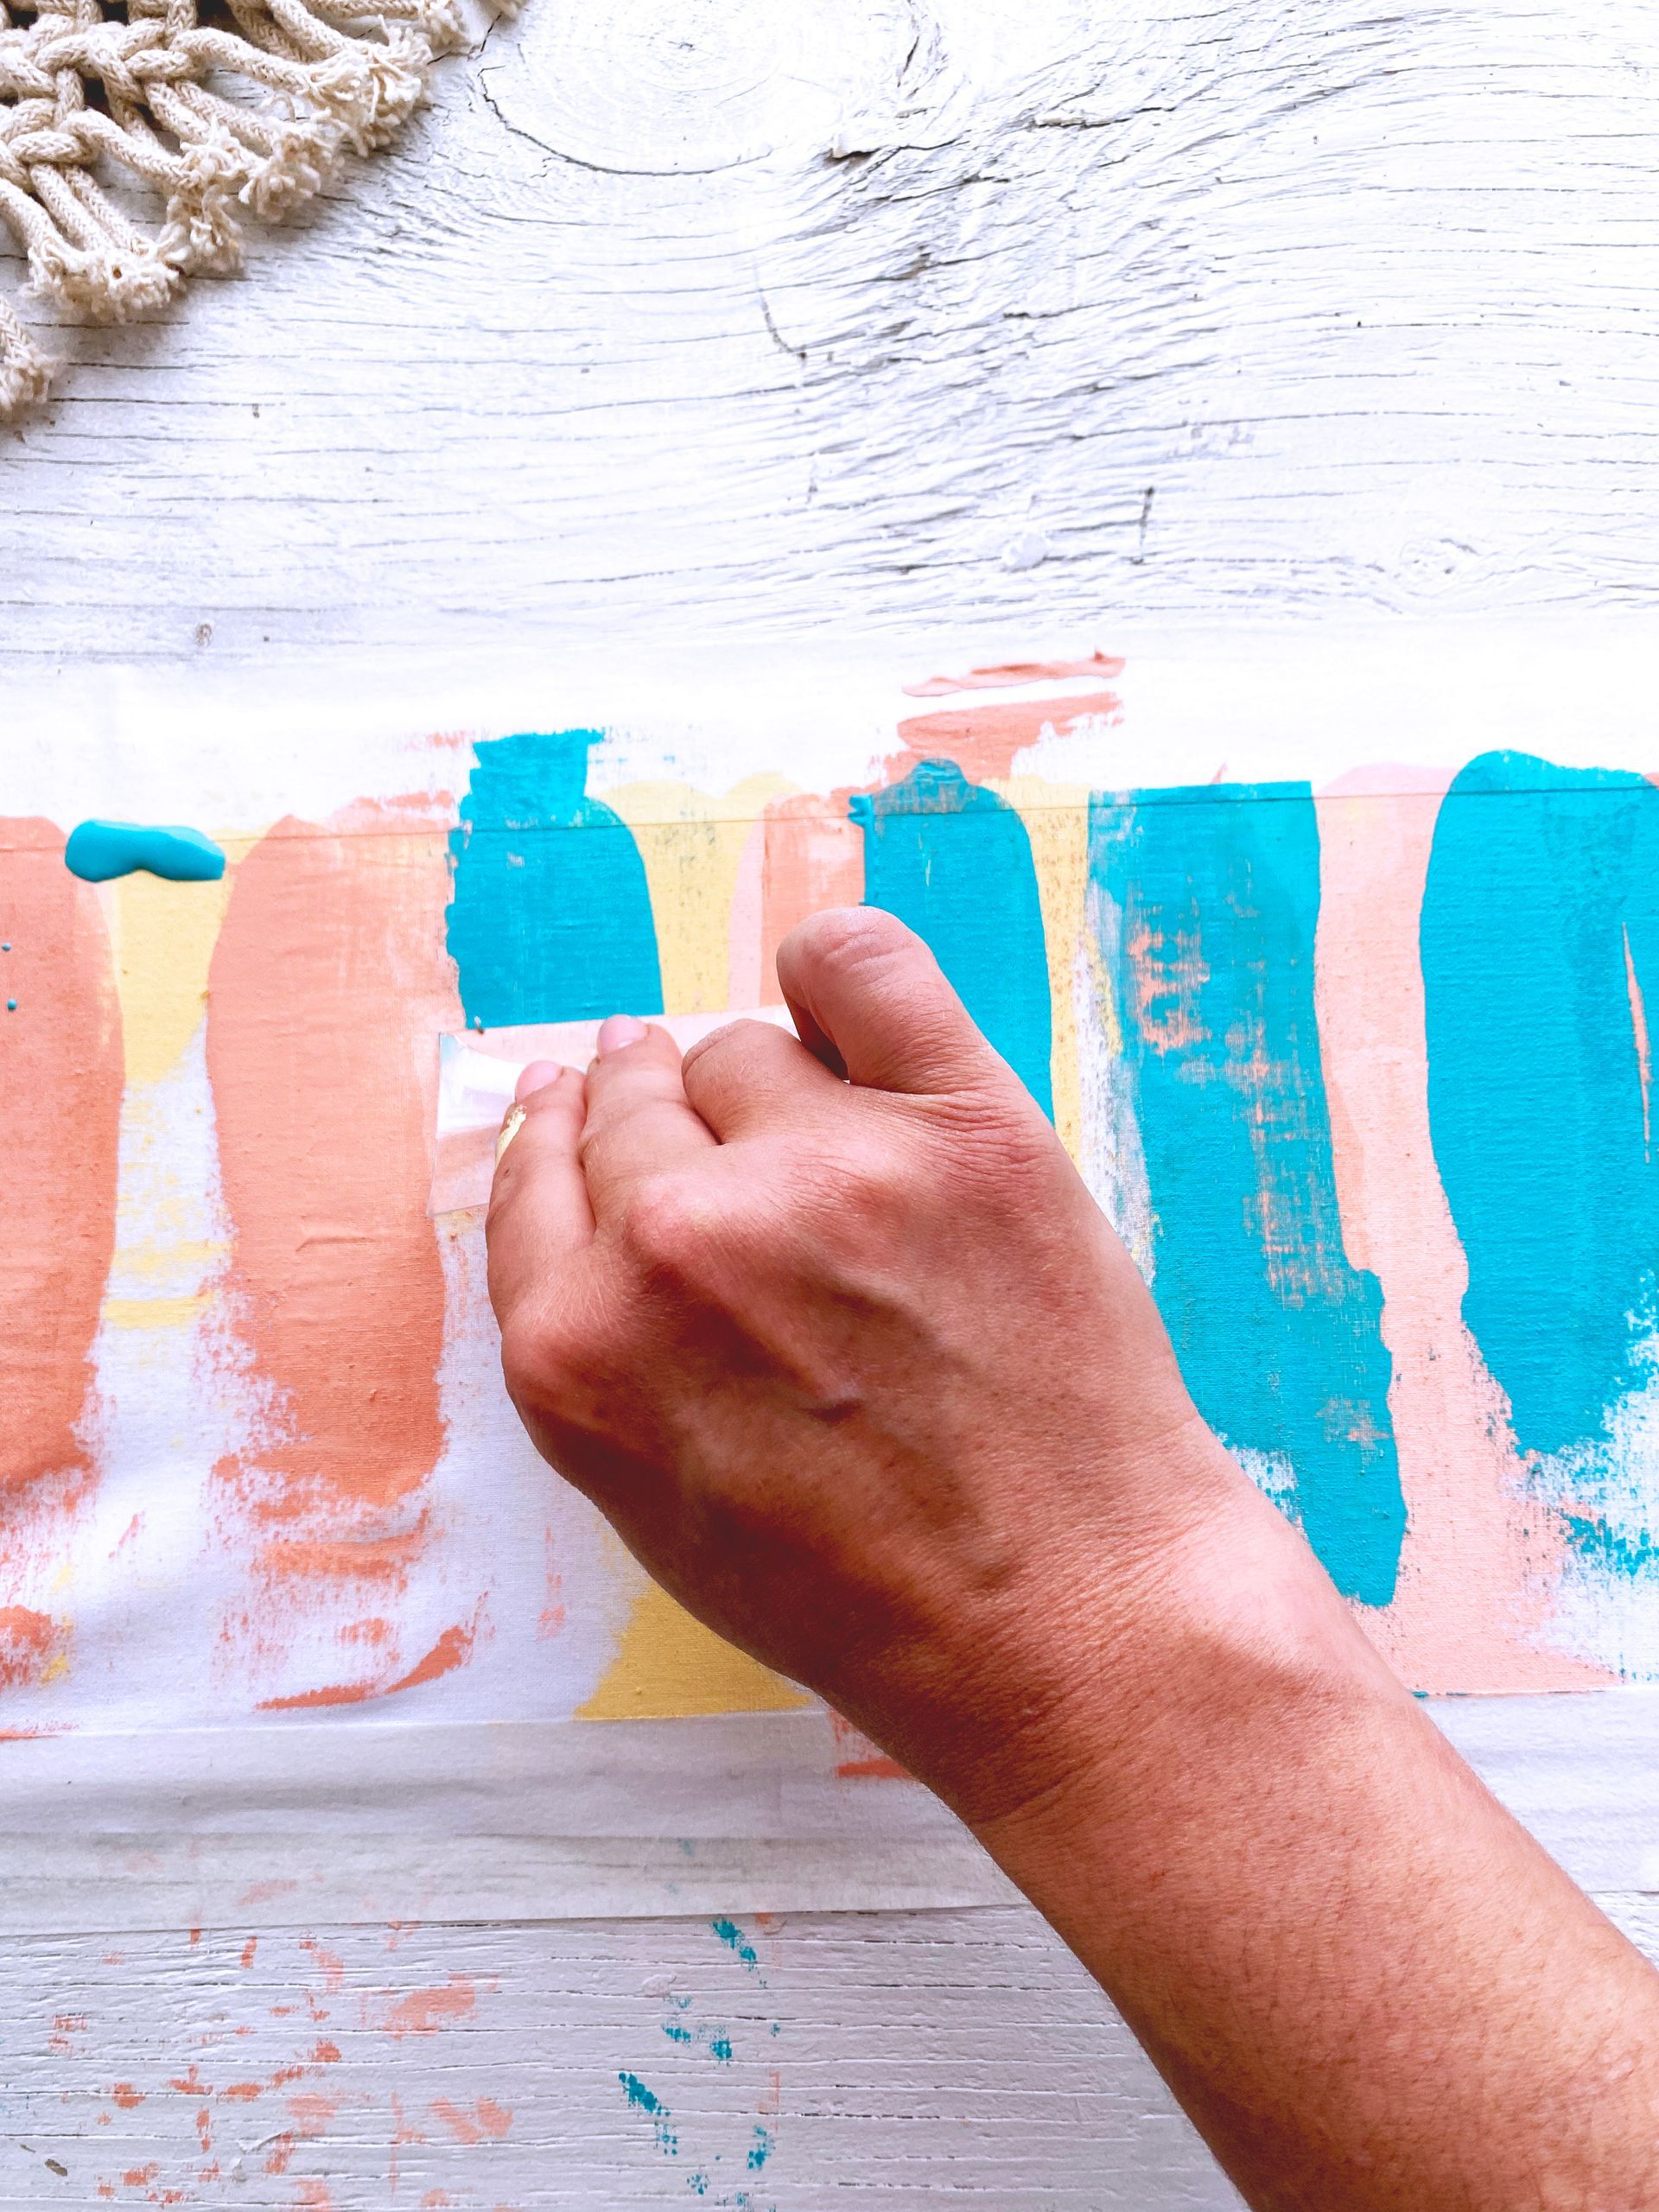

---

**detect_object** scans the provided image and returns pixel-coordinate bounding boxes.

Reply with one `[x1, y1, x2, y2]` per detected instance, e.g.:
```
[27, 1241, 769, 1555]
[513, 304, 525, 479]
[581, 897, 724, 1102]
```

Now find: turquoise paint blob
[1090, 782, 1404, 1606]
[446, 729, 663, 1028]
[64, 820, 225, 884]
[852, 759, 1055, 1118]
[1423, 753, 1659, 1506]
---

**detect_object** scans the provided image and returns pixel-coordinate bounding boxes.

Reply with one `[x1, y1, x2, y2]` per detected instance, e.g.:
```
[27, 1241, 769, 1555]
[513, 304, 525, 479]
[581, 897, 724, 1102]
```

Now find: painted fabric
[7, 652, 1659, 1772]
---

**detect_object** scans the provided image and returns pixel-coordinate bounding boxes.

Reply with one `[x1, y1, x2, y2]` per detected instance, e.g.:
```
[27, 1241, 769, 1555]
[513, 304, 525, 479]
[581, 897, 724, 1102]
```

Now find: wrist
[931, 1433, 1398, 1851]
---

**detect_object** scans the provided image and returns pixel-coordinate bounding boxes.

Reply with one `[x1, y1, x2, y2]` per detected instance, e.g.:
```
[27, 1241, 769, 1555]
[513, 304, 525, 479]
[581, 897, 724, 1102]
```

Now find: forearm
[961, 1444, 1659, 2212]
[489, 917, 1659, 2211]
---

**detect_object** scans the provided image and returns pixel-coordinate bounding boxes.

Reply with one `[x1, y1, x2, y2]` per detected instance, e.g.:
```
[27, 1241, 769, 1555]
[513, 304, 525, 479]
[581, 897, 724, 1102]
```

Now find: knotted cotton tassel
[0, 292, 54, 416]
[0, 0, 486, 419]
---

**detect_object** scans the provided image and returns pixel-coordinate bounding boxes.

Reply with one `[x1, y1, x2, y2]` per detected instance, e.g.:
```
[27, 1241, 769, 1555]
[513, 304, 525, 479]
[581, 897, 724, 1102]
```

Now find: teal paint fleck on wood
[447, 730, 663, 1028]
[1090, 782, 1404, 1605]
[709, 1918, 759, 1970]
[618, 2070, 678, 2158]
[852, 759, 1054, 1117]
[1422, 753, 1659, 1567]
[64, 820, 224, 883]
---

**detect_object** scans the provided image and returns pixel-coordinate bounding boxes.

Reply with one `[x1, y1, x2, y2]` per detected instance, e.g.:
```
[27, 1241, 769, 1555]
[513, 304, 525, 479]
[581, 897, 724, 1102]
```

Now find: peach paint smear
[735, 671, 1122, 1165]
[1313, 771, 1607, 1689]
[206, 800, 467, 1709]
[745, 671, 1122, 989]
[0, 818, 123, 1710]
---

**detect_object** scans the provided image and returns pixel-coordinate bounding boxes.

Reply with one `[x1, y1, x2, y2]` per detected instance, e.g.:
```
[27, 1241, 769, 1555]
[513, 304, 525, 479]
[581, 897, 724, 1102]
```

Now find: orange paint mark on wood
[310, 2040, 341, 2065]
[287, 2093, 339, 2131]
[299, 1938, 346, 1993]
[240, 1936, 258, 1969]
[237, 1878, 300, 1906]
[220, 2081, 263, 2102]
[207, 803, 458, 1696]
[0, 819, 123, 1527]
[429, 2097, 512, 2145]
[381, 1977, 477, 2038]
[111, 2082, 144, 2110]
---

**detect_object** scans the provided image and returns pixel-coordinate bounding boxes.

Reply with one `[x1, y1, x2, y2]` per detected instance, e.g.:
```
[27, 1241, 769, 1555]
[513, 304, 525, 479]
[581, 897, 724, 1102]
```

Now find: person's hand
[486, 906, 1296, 1819]
[484, 902, 1659, 2212]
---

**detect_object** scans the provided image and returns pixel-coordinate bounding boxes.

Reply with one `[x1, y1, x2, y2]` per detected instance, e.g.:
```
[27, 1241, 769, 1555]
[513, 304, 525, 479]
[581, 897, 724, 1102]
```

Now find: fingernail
[597, 1014, 648, 1058]
[515, 1058, 566, 1103]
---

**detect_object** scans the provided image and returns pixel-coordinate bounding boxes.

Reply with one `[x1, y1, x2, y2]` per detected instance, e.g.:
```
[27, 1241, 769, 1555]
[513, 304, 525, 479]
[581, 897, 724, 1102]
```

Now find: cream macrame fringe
[0, 0, 480, 415]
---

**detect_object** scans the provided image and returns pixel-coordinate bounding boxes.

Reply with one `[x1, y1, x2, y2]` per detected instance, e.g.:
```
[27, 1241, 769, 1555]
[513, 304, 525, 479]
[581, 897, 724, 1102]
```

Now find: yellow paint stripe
[579, 1572, 812, 1721]
[606, 777, 791, 1014]
[993, 779, 1092, 1166]
[100, 1293, 213, 1331]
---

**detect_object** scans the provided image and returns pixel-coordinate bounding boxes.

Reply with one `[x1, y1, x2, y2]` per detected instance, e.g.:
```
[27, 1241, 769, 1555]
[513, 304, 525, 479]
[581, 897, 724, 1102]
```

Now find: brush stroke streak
[1090, 781, 1405, 1605]
[207, 803, 453, 1697]
[447, 730, 662, 1029]
[1314, 772, 1605, 1688]
[854, 759, 1055, 1118]
[1421, 752, 1659, 1537]
[0, 821, 123, 1530]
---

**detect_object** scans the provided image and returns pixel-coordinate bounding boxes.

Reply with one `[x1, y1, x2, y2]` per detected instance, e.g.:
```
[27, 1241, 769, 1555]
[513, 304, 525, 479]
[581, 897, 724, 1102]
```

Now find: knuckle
[616, 1172, 710, 1282]
[682, 1018, 774, 1095]
[499, 1305, 576, 1413]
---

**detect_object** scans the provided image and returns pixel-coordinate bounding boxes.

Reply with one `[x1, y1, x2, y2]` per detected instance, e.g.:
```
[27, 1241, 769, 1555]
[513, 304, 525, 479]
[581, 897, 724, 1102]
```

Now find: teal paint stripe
[1421, 752, 1659, 1570]
[447, 730, 663, 1028]
[1089, 782, 1404, 1605]
[852, 759, 1055, 1117]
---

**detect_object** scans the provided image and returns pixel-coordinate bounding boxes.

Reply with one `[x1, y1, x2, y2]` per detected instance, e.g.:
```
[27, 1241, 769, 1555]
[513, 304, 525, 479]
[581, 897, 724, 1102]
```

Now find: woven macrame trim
[0, 0, 486, 416]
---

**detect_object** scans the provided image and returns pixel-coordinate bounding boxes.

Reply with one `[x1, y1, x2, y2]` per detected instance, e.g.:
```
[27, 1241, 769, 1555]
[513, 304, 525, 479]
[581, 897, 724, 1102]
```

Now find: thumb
[775, 906, 1009, 1097]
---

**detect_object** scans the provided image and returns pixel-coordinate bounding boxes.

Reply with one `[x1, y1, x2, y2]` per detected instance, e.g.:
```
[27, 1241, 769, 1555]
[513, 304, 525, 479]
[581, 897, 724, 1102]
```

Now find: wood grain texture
[0, 0, 1656, 667]
[3, 0, 1656, 2200]
[0, 1908, 1238, 2208]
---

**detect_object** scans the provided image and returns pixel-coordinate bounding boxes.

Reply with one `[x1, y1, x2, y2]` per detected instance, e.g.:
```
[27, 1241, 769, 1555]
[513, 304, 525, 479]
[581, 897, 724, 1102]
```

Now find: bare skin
[486, 905, 1659, 2212]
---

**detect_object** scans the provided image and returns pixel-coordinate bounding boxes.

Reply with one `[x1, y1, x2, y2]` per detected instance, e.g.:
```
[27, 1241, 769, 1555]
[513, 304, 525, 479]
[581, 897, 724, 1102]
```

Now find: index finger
[486, 1065, 594, 1328]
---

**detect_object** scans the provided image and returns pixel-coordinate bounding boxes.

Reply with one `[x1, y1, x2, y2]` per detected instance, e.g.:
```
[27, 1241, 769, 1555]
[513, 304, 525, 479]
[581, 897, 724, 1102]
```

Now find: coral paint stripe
[1625, 924, 1651, 1162]
[0, 822, 122, 1521]
[1313, 772, 1605, 1691]
[208, 807, 452, 1518]
[207, 804, 454, 1698]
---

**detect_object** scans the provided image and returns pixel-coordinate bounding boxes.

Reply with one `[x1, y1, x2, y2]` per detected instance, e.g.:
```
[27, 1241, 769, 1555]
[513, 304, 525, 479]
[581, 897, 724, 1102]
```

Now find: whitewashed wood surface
[3, 0, 1659, 2202]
